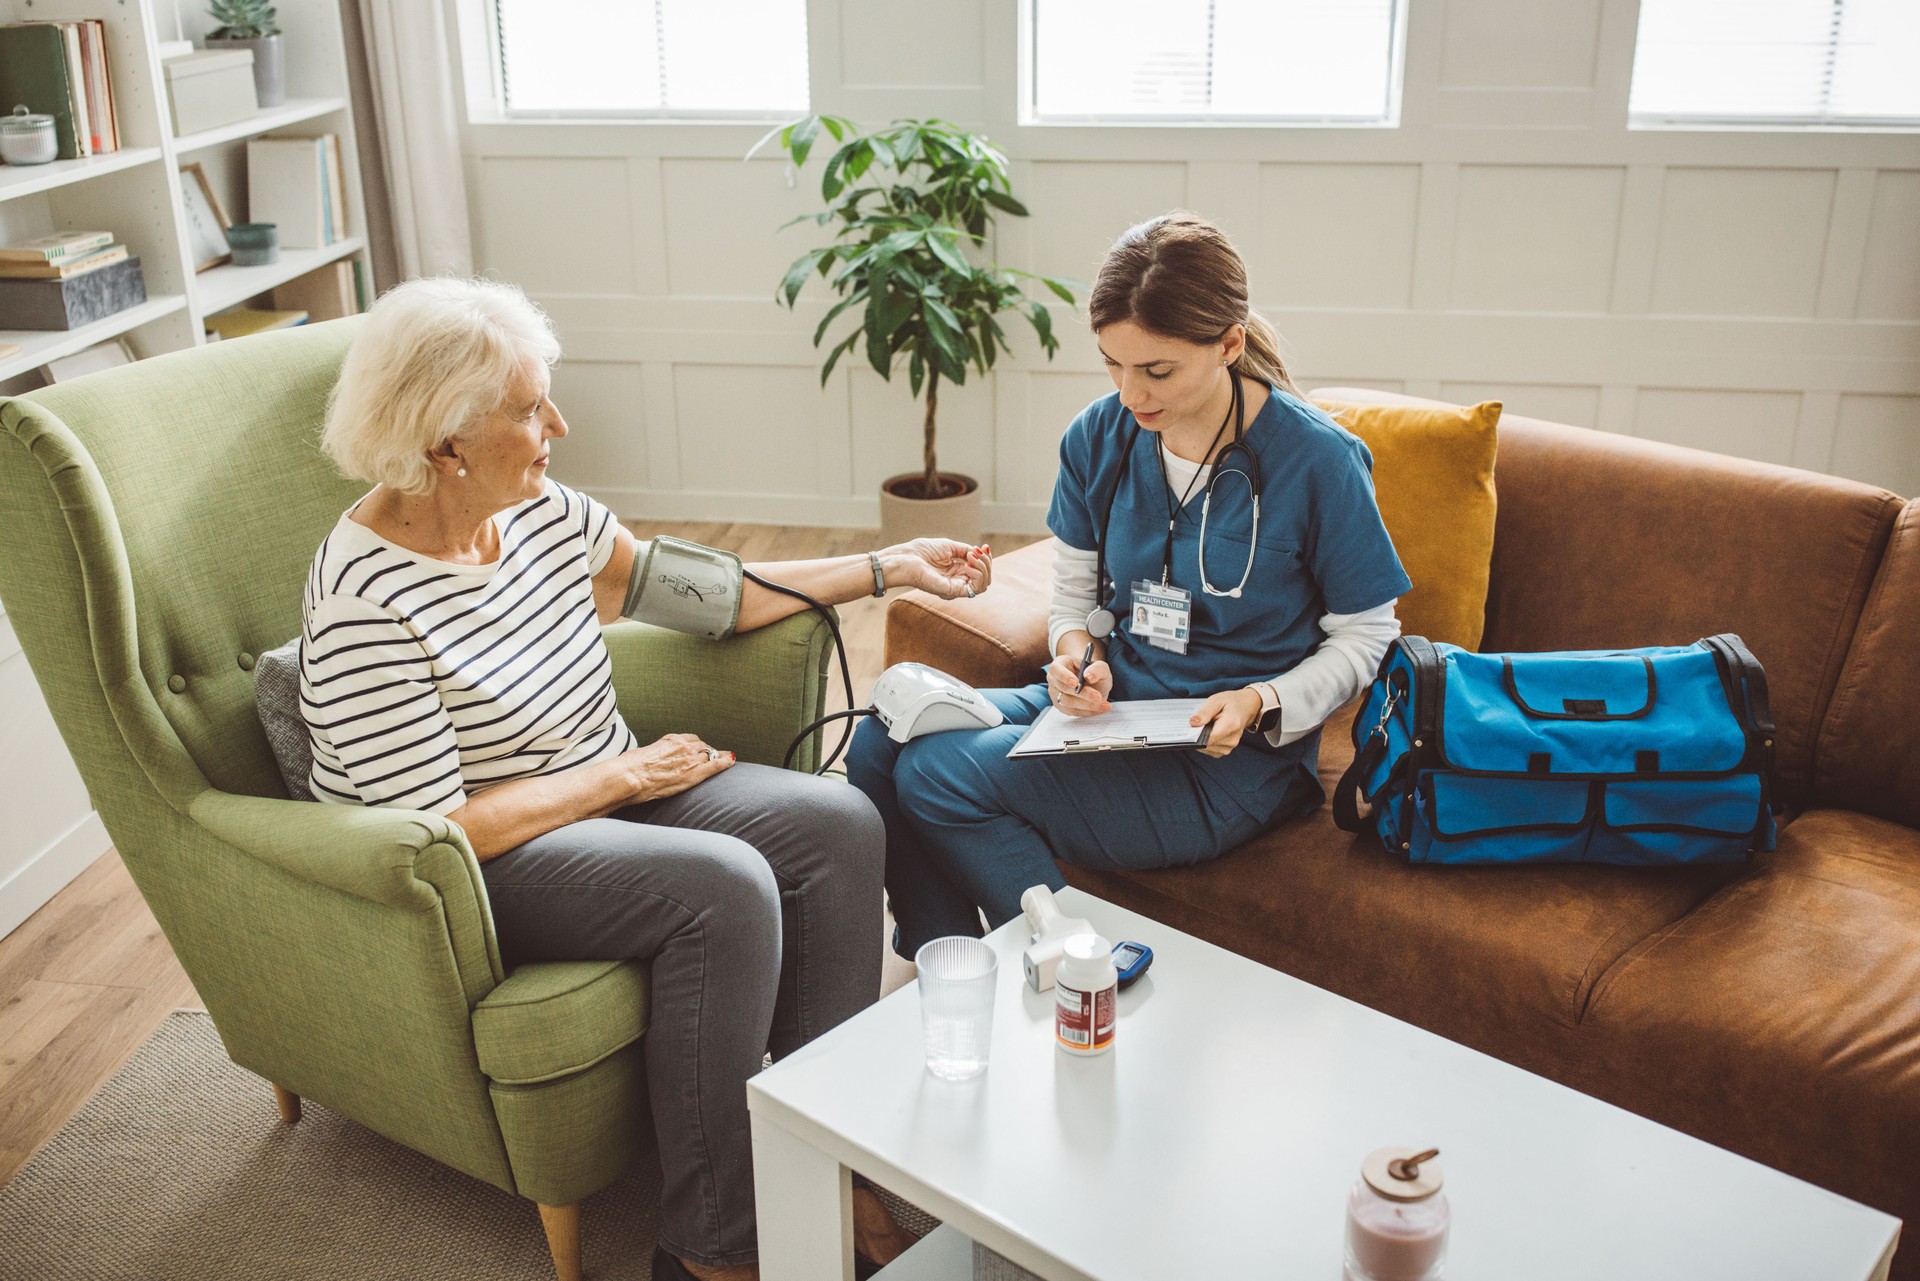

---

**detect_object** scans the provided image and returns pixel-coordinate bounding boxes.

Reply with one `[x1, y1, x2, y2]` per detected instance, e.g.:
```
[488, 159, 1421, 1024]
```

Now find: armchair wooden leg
[271, 1084, 301, 1124]
[537, 1202, 582, 1281]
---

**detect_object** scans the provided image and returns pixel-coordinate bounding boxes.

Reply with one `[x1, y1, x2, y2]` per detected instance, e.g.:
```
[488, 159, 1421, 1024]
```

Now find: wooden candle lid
[1362, 1147, 1444, 1202]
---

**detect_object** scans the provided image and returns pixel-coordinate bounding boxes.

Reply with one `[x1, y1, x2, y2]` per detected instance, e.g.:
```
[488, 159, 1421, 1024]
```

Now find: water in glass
[915, 936, 997, 1080]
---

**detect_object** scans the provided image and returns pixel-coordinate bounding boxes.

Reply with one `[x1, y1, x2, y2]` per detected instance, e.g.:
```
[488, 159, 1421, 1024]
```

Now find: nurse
[848, 212, 1412, 953]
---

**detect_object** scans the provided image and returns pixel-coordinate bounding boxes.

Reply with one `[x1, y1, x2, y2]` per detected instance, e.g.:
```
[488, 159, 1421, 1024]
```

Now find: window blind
[1031, 0, 1400, 123]
[1630, 0, 1920, 124]
[495, 0, 809, 117]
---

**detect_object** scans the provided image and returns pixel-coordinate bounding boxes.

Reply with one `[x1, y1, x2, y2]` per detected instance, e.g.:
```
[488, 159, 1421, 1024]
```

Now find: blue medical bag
[1332, 634, 1777, 866]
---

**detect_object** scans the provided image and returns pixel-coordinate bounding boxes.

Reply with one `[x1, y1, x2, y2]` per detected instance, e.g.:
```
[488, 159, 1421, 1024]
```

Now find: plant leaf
[926, 231, 971, 279]
[789, 115, 823, 168]
[820, 331, 861, 385]
[1042, 276, 1077, 304]
[778, 248, 827, 307]
[1027, 300, 1056, 351]
[982, 188, 1029, 217]
[874, 289, 915, 338]
[812, 287, 868, 346]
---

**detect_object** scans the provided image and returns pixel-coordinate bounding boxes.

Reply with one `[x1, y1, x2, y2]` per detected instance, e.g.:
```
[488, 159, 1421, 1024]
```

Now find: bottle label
[1056, 981, 1116, 1051]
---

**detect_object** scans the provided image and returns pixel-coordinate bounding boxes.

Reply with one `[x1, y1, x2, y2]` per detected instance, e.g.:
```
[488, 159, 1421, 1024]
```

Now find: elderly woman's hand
[882, 539, 992, 601]
[623, 733, 734, 804]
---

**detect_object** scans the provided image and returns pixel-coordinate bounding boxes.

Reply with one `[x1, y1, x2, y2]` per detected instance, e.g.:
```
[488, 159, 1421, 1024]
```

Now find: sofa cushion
[1311, 388, 1903, 810]
[252, 636, 314, 801]
[885, 538, 1052, 689]
[1061, 702, 1741, 1077]
[1816, 498, 1920, 829]
[1315, 397, 1500, 650]
[472, 960, 651, 1086]
[1581, 809, 1920, 1232]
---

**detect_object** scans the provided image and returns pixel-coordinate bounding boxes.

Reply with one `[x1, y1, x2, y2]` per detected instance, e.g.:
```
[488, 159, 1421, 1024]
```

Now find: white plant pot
[878, 472, 983, 548]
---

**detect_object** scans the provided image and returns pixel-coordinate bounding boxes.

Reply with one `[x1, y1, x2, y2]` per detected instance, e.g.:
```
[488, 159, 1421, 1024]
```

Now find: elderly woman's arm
[447, 733, 733, 860]
[590, 524, 992, 631]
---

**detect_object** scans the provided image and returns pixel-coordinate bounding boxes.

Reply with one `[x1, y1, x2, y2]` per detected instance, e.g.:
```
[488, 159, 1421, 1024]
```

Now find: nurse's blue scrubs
[848, 384, 1412, 953]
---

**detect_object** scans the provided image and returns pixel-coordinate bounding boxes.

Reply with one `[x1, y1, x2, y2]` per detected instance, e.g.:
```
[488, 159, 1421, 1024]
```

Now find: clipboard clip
[1062, 735, 1152, 752]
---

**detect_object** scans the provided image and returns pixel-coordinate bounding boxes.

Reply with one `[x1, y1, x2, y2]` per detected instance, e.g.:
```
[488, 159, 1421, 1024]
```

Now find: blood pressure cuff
[621, 535, 743, 640]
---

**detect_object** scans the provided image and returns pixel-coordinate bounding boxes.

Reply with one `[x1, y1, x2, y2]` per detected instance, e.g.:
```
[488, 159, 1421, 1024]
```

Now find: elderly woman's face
[461, 361, 567, 505]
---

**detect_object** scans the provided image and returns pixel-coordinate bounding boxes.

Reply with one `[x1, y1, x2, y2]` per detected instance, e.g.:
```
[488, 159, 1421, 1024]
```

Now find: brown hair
[1087, 211, 1300, 396]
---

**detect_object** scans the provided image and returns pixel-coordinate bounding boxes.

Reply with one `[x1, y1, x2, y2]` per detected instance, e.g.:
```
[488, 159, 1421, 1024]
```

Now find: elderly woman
[302, 277, 989, 1281]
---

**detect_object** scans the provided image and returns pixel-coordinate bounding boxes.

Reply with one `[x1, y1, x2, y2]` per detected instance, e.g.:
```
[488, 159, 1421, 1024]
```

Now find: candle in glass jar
[1344, 1147, 1449, 1281]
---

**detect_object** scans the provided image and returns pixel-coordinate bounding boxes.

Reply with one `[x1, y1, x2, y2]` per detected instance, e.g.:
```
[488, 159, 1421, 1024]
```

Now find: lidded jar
[1344, 1147, 1449, 1281]
[0, 105, 58, 166]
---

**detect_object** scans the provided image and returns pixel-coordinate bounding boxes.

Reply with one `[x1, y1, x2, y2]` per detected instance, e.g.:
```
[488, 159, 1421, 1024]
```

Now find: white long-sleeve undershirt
[1046, 443, 1400, 748]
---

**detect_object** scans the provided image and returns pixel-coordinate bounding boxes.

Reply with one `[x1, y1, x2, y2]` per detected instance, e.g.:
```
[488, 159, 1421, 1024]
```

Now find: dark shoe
[652, 1246, 699, 1281]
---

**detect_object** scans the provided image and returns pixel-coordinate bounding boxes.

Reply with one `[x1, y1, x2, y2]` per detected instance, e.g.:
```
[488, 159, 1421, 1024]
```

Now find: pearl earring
[457, 467, 467, 477]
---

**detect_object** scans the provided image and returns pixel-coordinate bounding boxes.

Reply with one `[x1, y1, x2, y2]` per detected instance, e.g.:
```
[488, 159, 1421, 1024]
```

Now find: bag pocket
[1413, 774, 1594, 865]
[1588, 775, 1764, 866]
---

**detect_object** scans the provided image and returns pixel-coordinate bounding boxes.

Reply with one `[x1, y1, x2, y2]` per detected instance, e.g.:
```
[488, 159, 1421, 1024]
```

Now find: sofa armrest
[188, 787, 502, 1002]
[883, 539, 1054, 689]
[602, 612, 835, 771]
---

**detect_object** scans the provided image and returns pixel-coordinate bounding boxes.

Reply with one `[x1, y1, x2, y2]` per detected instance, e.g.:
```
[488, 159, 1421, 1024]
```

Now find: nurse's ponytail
[1089, 212, 1302, 397]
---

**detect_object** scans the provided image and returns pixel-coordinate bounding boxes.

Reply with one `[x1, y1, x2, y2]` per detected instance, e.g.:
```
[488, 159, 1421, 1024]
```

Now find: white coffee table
[749, 889, 1900, 1280]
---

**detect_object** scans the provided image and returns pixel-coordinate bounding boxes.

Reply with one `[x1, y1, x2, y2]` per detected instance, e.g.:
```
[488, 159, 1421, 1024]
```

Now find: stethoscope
[1087, 369, 1264, 644]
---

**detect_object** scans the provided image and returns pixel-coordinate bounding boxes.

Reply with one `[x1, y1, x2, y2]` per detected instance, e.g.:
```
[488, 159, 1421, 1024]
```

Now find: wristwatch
[1248, 681, 1283, 736]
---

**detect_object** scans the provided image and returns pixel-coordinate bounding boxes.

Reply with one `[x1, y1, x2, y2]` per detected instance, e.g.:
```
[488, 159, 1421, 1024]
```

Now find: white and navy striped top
[299, 480, 637, 815]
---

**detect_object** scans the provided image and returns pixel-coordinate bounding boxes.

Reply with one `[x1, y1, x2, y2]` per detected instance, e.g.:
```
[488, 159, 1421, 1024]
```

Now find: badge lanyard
[1092, 371, 1258, 655]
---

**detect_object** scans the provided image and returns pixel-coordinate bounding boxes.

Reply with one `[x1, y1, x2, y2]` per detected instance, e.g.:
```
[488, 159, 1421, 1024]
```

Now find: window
[1028, 0, 1401, 125]
[1630, 0, 1920, 125]
[494, 0, 808, 118]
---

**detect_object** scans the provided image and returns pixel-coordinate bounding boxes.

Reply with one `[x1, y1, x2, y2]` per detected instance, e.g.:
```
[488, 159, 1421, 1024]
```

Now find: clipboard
[1006, 700, 1211, 757]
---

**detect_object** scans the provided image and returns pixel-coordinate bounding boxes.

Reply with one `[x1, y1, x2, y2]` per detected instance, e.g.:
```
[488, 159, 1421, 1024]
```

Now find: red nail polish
[727, 751, 736, 762]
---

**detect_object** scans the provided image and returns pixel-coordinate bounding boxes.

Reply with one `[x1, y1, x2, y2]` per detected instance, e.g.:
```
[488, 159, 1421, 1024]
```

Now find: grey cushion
[253, 637, 315, 801]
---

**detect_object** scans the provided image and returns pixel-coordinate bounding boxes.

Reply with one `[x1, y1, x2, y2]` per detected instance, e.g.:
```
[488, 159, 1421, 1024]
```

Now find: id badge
[1130, 578, 1191, 654]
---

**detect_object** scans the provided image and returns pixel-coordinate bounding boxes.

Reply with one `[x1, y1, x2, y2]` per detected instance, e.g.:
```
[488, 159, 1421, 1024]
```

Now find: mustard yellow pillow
[1314, 398, 1501, 651]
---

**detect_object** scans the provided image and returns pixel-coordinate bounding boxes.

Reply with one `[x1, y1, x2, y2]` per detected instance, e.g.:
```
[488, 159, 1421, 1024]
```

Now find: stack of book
[247, 135, 348, 250]
[0, 229, 144, 330]
[0, 20, 120, 159]
[0, 230, 127, 279]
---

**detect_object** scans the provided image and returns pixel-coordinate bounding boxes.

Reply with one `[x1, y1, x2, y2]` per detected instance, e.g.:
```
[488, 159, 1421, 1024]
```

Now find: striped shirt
[299, 480, 636, 815]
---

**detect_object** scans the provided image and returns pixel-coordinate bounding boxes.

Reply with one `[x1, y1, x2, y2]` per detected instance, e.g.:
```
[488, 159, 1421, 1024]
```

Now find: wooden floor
[0, 521, 1041, 1187]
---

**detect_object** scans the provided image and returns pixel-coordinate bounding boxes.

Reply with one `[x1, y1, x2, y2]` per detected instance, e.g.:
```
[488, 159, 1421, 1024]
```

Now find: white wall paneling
[453, 0, 1920, 532]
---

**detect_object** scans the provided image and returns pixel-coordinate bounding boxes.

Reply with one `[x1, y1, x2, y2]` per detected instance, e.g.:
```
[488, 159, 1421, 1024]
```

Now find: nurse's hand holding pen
[1046, 634, 1114, 716]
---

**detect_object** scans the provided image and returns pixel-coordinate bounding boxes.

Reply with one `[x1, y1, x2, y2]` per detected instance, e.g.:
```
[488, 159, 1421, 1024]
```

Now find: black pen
[1073, 636, 1096, 694]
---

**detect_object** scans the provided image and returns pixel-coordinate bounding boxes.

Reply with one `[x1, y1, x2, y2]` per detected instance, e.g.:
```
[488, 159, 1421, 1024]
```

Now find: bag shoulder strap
[1333, 640, 1408, 834]
[1702, 633, 1778, 797]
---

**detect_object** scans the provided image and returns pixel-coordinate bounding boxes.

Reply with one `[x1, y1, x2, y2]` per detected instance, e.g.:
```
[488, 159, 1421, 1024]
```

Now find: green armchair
[0, 318, 834, 1280]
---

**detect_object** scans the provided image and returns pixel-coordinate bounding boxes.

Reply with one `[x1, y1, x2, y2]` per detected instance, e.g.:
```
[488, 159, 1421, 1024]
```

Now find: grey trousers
[479, 763, 886, 1268]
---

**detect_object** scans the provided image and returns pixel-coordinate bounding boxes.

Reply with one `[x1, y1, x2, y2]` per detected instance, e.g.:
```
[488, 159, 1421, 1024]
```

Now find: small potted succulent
[758, 116, 1076, 545]
[205, 0, 284, 108]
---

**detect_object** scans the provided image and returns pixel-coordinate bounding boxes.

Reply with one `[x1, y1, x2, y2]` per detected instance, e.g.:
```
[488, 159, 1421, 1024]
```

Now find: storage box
[0, 256, 147, 330]
[163, 49, 257, 136]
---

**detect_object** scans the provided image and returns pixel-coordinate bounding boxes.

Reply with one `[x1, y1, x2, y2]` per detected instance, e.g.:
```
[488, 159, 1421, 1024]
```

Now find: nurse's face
[1096, 320, 1240, 437]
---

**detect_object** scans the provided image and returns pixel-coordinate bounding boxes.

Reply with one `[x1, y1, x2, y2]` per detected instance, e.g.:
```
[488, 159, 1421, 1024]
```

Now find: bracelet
[867, 550, 887, 598]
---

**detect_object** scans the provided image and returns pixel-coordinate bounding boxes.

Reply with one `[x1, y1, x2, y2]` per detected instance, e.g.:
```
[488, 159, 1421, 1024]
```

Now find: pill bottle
[1344, 1147, 1448, 1281]
[1054, 933, 1116, 1056]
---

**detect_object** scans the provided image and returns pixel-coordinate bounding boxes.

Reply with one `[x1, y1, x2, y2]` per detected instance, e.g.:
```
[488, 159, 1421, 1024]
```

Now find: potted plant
[205, 0, 284, 108]
[758, 116, 1076, 545]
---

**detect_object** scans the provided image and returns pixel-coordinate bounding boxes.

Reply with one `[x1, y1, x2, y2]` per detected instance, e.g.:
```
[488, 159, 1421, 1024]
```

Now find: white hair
[322, 277, 560, 496]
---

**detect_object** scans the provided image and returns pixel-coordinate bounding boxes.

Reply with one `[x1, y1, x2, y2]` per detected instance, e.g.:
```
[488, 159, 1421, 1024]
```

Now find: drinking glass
[915, 936, 998, 1080]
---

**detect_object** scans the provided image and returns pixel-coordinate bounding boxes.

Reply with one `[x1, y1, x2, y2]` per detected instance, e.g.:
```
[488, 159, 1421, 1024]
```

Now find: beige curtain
[342, 0, 474, 287]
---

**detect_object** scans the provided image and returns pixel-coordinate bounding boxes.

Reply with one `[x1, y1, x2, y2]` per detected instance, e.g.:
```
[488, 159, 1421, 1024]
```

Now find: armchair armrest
[189, 788, 503, 1003]
[602, 612, 834, 771]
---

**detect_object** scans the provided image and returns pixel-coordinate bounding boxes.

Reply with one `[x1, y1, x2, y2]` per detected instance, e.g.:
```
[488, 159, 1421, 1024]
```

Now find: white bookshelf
[0, 0, 371, 944]
[0, 0, 370, 386]
[198, 236, 363, 313]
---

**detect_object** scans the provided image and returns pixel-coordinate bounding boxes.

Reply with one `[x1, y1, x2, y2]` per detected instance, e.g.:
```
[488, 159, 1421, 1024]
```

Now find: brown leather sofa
[884, 389, 1918, 1271]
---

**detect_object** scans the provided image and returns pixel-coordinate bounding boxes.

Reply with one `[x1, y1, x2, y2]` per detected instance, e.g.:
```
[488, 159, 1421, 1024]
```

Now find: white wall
[456, 0, 1920, 531]
[0, 602, 108, 938]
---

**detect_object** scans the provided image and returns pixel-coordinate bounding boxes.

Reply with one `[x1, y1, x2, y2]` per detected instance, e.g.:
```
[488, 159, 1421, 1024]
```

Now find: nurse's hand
[1047, 653, 1112, 716]
[1191, 688, 1264, 758]
[881, 539, 992, 600]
